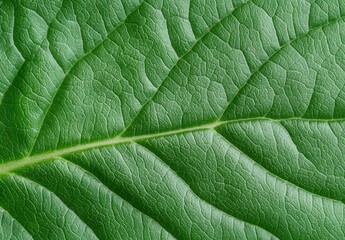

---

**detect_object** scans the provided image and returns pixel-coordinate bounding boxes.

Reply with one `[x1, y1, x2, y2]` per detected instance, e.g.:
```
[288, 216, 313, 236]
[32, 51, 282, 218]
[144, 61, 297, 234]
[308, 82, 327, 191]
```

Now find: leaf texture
[1, 0, 345, 239]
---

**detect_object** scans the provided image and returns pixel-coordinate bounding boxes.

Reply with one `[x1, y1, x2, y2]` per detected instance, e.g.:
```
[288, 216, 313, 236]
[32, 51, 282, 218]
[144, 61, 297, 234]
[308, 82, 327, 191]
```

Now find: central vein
[1, 116, 345, 174]
[0, 120, 227, 174]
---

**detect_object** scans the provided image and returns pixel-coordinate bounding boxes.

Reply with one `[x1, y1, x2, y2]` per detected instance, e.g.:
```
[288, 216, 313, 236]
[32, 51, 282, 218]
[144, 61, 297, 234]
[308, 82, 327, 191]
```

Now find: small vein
[136, 142, 279, 239]
[120, 0, 252, 136]
[219, 14, 345, 120]
[55, 156, 177, 240]
[0, 0, 62, 107]
[0, 205, 34, 239]
[29, 0, 147, 155]
[0, 0, 66, 107]
[215, 130, 345, 205]
[275, 120, 326, 175]
[9, 172, 100, 240]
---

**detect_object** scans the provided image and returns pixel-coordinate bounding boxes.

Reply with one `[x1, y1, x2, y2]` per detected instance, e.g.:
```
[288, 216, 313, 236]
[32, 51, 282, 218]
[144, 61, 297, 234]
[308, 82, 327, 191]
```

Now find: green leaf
[1, 0, 345, 239]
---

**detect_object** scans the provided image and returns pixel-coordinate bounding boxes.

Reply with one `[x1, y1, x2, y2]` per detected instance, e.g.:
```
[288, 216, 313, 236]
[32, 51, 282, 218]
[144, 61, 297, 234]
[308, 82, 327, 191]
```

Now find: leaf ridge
[275, 121, 326, 175]
[1, 173, 99, 239]
[0, 0, 62, 107]
[0, 204, 34, 240]
[56, 157, 176, 239]
[119, 0, 252, 136]
[219, 14, 345, 120]
[14, 173, 100, 239]
[215, 131, 345, 205]
[29, 0, 147, 155]
[136, 143, 279, 239]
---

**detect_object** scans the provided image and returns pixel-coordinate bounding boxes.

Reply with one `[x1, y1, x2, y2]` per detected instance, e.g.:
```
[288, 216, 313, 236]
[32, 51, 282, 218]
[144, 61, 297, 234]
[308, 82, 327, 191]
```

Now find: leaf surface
[1, 0, 345, 239]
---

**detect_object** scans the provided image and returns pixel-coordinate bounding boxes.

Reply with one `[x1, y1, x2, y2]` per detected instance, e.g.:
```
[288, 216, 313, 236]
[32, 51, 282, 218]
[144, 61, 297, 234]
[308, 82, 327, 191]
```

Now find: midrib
[0, 120, 227, 174]
[1, 116, 345, 174]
